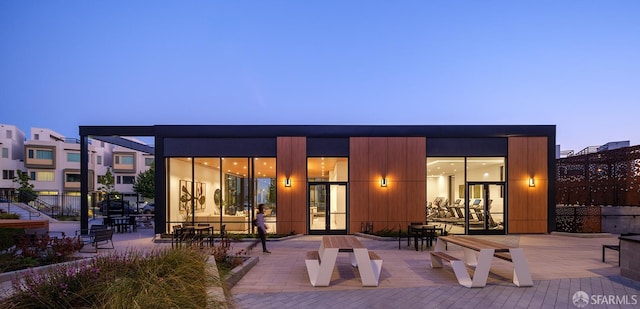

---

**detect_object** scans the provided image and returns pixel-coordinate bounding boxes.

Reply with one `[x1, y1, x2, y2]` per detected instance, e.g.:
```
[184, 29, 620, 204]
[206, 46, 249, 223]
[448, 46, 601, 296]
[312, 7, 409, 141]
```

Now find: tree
[133, 163, 155, 199]
[98, 168, 119, 199]
[13, 170, 37, 203]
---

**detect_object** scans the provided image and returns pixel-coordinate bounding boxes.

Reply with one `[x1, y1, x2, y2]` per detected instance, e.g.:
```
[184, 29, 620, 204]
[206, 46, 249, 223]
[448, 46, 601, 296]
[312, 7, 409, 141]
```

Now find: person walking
[256, 204, 271, 253]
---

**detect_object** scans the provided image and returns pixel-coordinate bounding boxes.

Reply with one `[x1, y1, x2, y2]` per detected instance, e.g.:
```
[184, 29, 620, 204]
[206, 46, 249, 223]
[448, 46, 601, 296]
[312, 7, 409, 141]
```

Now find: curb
[223, 256, 259, 289]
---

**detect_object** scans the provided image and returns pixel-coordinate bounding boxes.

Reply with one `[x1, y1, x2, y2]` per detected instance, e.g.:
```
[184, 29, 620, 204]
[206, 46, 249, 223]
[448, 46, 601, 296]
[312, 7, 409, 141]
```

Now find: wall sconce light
[284, 177, 292, 187]
[529, 177, 535, 187]
[380, 177, 388, 187]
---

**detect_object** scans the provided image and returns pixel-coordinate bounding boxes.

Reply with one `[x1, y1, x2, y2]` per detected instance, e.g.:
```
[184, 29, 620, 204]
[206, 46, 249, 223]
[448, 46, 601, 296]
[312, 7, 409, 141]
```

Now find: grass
[1, 247, 226, 309]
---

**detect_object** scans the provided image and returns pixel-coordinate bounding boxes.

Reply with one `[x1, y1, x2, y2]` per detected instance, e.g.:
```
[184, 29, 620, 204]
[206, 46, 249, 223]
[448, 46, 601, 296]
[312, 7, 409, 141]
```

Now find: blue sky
[1, 1, 638, 152]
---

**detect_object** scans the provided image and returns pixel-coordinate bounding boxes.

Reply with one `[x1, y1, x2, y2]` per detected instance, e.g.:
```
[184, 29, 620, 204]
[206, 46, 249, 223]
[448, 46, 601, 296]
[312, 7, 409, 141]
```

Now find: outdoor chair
[602, 233, 640, 266]
[197, 223, 215, 247]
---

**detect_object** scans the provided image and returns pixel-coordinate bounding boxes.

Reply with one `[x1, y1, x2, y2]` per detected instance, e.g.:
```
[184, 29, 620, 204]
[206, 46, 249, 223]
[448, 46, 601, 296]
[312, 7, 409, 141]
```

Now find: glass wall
[426, 157, 505, 234]
[166, 157, 276, 234]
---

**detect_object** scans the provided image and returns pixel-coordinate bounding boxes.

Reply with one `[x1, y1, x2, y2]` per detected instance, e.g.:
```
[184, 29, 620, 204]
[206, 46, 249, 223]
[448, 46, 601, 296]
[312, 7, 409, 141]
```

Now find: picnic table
[430, 235, 533, 288]
[305, 235, 383, 287]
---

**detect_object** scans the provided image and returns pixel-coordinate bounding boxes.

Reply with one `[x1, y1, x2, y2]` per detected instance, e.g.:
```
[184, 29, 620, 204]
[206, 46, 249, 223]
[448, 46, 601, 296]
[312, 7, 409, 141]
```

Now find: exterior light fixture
[529, 177, 535, 187]
[380, 177, 388, 187]
[285, 177, 292, 187]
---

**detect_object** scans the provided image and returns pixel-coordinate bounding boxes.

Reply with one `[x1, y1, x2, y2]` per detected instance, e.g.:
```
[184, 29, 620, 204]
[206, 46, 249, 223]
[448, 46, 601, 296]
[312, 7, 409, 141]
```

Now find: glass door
[308, 182, 347, 234]
[467, 182, 506, 235]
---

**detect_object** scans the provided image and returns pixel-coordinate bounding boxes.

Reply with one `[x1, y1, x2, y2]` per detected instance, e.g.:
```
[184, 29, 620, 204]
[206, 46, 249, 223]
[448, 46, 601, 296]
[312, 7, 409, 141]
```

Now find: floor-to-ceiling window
[166, 156, 275, 234]
[426, 157, 505, 235]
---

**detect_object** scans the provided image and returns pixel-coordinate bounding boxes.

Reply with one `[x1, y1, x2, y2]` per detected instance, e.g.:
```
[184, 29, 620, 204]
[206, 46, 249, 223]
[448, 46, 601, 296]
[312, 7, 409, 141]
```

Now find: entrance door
[467, 182, 506, 235]
[308, 182, 347, 234]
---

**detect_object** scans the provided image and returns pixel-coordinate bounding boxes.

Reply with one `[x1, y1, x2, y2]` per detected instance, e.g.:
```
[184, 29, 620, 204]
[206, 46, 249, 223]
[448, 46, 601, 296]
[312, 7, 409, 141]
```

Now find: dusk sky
[1, 1, 639, 152]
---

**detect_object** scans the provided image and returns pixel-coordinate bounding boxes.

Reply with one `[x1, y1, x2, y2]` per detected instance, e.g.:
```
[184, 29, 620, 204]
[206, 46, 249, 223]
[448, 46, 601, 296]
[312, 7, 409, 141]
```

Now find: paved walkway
[230, 234, 640, 309]
[3, 221, 640, 308]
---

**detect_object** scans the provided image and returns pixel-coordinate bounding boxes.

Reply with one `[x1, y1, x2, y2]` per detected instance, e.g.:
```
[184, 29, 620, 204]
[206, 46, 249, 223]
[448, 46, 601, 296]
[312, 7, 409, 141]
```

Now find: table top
[322, 235, 365, 249]
[182, 225, 213, 230]
[440, 235, 512, 252]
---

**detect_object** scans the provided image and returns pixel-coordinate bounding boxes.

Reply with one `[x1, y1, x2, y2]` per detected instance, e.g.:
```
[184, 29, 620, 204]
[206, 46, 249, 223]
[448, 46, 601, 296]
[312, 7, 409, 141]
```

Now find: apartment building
[0, 124, 26, 197]
[1, 124, 153, 210]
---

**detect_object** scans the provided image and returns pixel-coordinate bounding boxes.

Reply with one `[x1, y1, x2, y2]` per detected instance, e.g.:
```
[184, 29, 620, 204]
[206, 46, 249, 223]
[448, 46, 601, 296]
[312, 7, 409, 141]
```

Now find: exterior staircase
[0, 201, 51, 221]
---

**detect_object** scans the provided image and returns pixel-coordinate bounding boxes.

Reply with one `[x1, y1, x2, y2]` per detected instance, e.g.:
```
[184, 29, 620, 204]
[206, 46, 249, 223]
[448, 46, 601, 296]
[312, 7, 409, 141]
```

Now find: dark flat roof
[81, 124, 555, 139]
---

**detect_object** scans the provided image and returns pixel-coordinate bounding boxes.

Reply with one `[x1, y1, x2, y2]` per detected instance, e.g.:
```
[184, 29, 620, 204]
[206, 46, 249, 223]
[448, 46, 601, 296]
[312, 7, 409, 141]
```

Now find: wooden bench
[368, 251, 381, 261]
[430, 251, 473, 286]
[366, 250, 384, 286]
[306, 250, 320, 262]
[602, 244, 620, 265]
[79, 228, 114, 253]
[602, 233, 640, 266]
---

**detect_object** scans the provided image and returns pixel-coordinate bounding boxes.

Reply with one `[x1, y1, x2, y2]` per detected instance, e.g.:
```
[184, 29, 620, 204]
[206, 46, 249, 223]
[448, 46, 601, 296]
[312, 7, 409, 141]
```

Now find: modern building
[79, 125, 556, 236]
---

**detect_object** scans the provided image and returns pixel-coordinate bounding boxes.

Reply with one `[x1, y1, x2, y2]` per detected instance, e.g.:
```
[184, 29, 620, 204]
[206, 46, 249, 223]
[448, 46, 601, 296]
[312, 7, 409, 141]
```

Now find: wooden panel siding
[407, 137, 427, 181]
[507, 136, 548, 233]
[348, 137, 426, 233]
[350, 138, 369, 182]
[349, 181, 369, 232]
[277, 137, 307, 234]
[388, 138, 407, 181]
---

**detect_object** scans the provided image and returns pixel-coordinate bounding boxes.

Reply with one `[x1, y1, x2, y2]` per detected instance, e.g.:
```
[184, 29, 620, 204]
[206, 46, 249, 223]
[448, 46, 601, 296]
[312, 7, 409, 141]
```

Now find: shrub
[0, 233, 83, 272]
[0, 213, 20, 219]
[373, 228, 399, 238]
[1, 247, 222, 308]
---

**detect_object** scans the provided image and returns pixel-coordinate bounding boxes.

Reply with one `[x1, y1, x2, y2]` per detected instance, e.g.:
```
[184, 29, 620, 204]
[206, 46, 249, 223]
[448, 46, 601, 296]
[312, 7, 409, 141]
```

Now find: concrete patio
[2, 220, 639, 308]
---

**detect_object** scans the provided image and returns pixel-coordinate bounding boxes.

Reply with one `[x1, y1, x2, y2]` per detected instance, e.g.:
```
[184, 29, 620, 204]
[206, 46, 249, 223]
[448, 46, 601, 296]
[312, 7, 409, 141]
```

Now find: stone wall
[601, 206, 640, 234]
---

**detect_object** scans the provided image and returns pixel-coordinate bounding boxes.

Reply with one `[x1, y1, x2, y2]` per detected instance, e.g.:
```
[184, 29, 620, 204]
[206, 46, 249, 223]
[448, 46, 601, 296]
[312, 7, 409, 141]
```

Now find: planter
[0, 257, 92, 285]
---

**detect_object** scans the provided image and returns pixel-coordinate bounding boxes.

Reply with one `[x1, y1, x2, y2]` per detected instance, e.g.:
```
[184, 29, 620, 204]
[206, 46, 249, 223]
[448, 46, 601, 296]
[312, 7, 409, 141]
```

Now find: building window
[34, 134, 39, 140]
[28, 149, 53, 160]
[2, 170, 15, 180]
[116, 176, 121, 184]
[307, 157, 349, 181]
[120, 155, 134, 164]
[30, 171, 54, 181]
[67, 153, 81, 162]
[122, 176, 135, 184]
[6, 130, 12, 139]
[145, 158, 154, 166]
[1, 148, 8, 158]
[97, 155, 102, 165]
[66, 173, 81, 182]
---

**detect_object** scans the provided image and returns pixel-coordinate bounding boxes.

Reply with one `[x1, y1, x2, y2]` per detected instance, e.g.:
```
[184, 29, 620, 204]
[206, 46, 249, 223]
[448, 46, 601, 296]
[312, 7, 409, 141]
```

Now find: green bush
[0, 213, 20, 219]
[373, 228, 400, 238]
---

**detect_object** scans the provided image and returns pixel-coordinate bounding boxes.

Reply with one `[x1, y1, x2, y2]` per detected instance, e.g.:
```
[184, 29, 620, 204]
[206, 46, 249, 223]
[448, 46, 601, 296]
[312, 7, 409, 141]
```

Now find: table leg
[312, 248, 338, 287]
[469, 249, 494, 288]
[353, 248, 380, 287]
[509, 248, 533, 287]
[463, 248, 478, 266]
